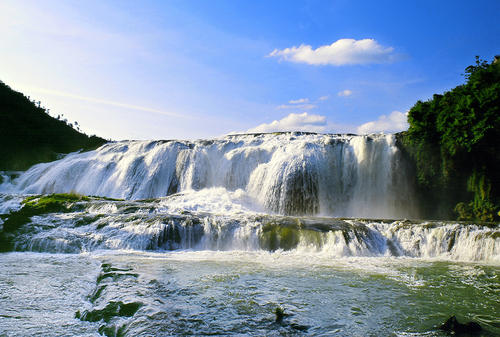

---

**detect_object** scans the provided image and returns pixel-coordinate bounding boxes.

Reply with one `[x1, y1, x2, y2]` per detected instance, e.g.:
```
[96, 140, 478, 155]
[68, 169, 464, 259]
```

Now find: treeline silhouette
[0, 81, 107, 170]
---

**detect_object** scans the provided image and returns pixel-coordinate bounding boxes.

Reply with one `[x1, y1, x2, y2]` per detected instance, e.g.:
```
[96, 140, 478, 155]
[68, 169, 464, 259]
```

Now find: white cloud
[247, 112, 327, 133]
[337, 89, 352, 97]
[356, 111, 408, 134]
[276, 103, 317, 110]
[268, 38, 396, 66]
[318, 95, 330, 101]
[289, 98, 309, 104]
[243, 111, 408, 136]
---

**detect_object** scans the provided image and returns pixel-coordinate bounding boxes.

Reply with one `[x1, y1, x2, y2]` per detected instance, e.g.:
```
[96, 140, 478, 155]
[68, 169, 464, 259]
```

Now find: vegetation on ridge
[400, 56, 500, 221]
[0, 81, 107, 170]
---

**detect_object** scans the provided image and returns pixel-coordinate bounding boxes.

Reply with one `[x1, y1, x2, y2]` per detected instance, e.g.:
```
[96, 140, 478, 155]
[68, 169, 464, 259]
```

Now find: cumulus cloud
[337, 89, 352, 97]
[243, 111, 408, 136]
[276, 103, 317, 110]
[268, 38, 396, 66]
[318, 95, 330, 101]
[289, 98, 309, 104]
[356, 111, 408, 134]
[247, 112, 327, 133]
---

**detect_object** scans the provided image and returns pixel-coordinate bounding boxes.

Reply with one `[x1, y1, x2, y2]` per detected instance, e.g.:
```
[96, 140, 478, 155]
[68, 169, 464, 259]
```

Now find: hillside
[0, 81, 107, 171]
[399, 56, 500, 221]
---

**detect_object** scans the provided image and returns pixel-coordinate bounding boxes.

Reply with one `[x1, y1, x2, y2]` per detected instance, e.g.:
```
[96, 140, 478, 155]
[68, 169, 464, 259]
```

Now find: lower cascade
[1, 195, 497, 262]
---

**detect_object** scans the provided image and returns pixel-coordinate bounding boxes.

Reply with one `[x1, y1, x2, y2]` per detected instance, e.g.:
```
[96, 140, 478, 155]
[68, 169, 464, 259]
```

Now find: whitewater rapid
[1, 133, 416, 219]
[1, 195, 497, 263]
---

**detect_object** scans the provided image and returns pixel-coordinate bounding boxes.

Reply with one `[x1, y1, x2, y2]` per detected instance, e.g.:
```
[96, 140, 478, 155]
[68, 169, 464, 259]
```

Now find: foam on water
[3, 196, 497, 263]
[0, 194, 23, 215]
[156, 188, 265, 215]
[2, 250, 498, 337]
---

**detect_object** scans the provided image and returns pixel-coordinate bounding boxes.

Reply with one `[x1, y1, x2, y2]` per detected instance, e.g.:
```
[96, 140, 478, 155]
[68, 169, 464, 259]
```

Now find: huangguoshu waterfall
[1, 132, 499, 336]
[8, 133, 416, 218]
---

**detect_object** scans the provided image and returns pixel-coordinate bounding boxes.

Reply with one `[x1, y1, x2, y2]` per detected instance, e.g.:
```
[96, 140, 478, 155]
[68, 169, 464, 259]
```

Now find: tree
[403, 56, 500, 221]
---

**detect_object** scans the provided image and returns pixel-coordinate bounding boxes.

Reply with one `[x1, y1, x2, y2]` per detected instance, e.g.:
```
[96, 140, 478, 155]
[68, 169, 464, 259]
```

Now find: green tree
[402, 56, 500, 221]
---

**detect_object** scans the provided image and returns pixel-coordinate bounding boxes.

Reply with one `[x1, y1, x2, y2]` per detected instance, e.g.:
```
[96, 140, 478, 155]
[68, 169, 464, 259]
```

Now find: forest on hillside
[400, 56, 500, 221]
[0, 81, 107, 171]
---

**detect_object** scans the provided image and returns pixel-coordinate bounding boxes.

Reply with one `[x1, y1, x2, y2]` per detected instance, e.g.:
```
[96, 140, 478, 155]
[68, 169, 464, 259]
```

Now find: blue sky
[1, 0, 499, 140]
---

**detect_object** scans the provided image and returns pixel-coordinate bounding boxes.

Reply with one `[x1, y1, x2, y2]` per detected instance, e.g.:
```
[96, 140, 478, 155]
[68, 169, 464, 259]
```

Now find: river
[0, 133, 498, 336]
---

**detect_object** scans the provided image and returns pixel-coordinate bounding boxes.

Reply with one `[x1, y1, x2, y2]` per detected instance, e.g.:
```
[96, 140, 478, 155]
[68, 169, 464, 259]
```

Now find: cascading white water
[3, 133, 415, 218]
[6, 196, 498, 262]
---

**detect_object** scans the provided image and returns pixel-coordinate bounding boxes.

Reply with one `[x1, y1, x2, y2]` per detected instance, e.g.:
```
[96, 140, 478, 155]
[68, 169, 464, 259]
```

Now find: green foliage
[457, 171, 499, 222]
[0, 81, 107, 170]
[402, 57, 500, 221]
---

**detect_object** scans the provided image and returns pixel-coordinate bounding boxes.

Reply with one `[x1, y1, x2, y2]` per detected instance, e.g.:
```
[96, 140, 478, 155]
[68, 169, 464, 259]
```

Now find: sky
[1, 0, 499, 140]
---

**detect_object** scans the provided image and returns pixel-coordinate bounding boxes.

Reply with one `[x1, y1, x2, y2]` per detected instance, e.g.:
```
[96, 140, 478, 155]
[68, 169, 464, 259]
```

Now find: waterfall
[3, 133, 415, 218]
[7, 132, 494, 261]
[4, 197, 498, 262]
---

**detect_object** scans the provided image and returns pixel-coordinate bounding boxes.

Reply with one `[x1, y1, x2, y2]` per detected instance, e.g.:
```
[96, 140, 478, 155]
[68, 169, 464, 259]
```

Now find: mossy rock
[96, 272, 138, 284]
[98, 324, 127, 337]
[78, 301, 142, 323]
[74, 214, 106, 227]
[1, 193, 89, 233]
[89, 195, 124, 201]
[299, 229, 323, 247]
[488, 231, 500, 240]
[259, 223, 300, 251]
[23, 192, 90, 206]
[101, 263, 133, 274]
[89, 285, 107, 304]
[0, 233, 12, 252]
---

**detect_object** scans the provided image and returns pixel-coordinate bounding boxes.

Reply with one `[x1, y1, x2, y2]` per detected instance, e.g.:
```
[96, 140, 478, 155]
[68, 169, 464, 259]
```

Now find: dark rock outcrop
[440, 316, 482, 334]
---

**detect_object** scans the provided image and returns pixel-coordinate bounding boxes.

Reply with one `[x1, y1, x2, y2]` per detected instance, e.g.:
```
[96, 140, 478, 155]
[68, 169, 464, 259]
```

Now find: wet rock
[101, 263, 133, 273]
[98, 323, 127, 337]
[1, 193, 88, 233]
[291, 323, 309, 331]
[78, 301, 143, 323]
[96, 272, 139, 284]
[275, 307, 285, 323]
[440, 315, 481, 334]
[96, 264, 138, 284]
[260, 224, 301, 251]
[274, 307, 309, 332]
[386, 239, 401, 256]
[89, 285, 107, 303]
